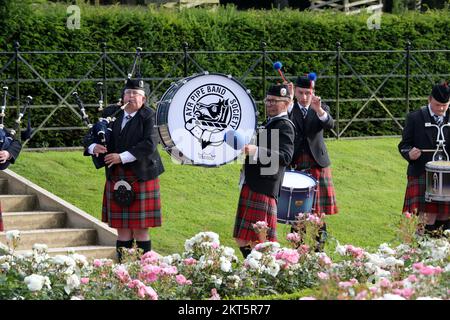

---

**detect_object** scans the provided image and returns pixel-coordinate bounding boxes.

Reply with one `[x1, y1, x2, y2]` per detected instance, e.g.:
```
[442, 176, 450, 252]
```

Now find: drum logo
[184, 84, 242, 150]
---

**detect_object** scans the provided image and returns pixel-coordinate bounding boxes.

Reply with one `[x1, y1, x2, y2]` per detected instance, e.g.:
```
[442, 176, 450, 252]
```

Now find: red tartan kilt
[102, 166, 161, 229]
[233, 184, 277, 243]
[293, 153, 338, 215]
[403, 174, 450, 219]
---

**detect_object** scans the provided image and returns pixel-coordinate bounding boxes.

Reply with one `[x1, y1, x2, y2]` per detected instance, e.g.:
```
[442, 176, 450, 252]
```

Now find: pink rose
[175, 274, 190, 286]
[80, 277, 89, 285]
[93, 259, 103, 268]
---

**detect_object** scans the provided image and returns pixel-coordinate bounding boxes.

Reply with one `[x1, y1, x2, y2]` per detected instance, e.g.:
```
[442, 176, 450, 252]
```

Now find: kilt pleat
[403, 173, 450, 220]
[294, 153, 338, 215]
[233, 184, 277, 242]
[102, 166, 161, 229]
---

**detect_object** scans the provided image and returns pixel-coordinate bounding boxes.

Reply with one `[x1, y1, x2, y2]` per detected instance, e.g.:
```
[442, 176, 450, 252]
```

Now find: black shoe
[239, 245, 252, 258]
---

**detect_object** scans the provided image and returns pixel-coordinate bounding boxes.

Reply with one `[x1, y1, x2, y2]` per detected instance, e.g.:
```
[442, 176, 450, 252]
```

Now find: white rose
[335, 245, 346, 256]
[267, 262, 280, 277]
[248, 251, 262, 260]
[222, 247, 235, 257]
[24, 274, 50, 292]
[220, 257, 232, 273]
[32, 243, 48, 252]
[64, 274, 81, 294]
[246, 258, 260, 270]
[378, 243, 396, 255]
[6, 230, 20, 242]
[0, 262, 10, 272]
[384, 257, 404, 267]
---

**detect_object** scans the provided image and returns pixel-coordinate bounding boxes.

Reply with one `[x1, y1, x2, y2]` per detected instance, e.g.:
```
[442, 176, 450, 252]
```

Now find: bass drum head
[157, 73, 257, 167]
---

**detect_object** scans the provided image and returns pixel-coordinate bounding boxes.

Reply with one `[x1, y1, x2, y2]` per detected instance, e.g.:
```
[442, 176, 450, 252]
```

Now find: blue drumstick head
[273, 61, 283, 70]
[224, 129, 245, 150]
[308, 72, 317, 82]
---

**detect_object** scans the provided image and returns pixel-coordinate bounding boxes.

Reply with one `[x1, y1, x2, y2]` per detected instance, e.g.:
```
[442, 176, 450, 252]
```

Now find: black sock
[116, 239, 134, 263]
[444, 220, 450, 231]
[239, 245, 252, 258]
[136, 240, 152, 254]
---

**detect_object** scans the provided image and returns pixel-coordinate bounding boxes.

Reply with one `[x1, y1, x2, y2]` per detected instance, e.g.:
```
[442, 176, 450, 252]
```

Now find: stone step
[0, 178, 7, 194]
[0, 228, 97, 250]
[2, 211, 66, 230]
[17, 245, 117, 261]
[0, 195, 36, 212]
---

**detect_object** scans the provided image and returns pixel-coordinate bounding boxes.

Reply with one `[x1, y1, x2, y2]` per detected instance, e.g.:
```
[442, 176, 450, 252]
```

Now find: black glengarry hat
[267, 84, 291, 98]
[296, 72, 317, 89]
[124, 78, 145, 91]
[431, 82, 450, 103]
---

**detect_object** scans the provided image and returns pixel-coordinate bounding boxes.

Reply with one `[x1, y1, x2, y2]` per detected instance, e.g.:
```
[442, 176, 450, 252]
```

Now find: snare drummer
[233, 84, 295, 258]
[84, 78, 165, 261]
[288, 73, 338, 250]
[398, 81, 450, 234]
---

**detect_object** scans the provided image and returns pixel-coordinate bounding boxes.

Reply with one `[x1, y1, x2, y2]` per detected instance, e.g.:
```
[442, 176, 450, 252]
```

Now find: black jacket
[244, 115, 295, 199]
[0, 131, 22, 170]
[84, 104, 164, 181]
[398, 106, 450, 177]
[289, 102, 334, 168]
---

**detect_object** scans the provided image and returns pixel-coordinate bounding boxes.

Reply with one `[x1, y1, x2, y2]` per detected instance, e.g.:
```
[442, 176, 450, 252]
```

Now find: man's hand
[93, 144, 107, 157]
[0, 150, 10, 163]
[242, 144, 257, 156]
[287, 82, 294, 101]
[104, 153, 122, 168]
[310, 95, 324, 115]
[408, 147, 422, 160]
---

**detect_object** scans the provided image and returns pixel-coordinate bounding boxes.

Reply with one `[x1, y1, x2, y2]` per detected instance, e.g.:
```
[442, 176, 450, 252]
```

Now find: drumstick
[401, 148, 437, 153]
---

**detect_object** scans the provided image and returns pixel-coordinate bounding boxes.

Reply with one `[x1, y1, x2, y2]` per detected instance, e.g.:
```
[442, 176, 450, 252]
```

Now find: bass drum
[156, 72, 257, 167]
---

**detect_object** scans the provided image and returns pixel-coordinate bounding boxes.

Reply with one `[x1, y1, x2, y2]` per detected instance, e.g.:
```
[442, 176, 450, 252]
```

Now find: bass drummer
[398, 81, 450, 234]
[288, 73, 338, 251]
[233, 84, 295, 258]
[84, 78, 164, 262]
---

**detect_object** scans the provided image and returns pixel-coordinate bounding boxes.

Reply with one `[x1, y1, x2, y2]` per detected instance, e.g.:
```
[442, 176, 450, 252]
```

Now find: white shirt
[87, 111, 137, 164]
[428, 104, 443, 123]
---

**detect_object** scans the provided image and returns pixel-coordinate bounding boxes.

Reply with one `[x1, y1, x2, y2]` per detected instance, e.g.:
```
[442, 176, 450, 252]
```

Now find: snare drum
[156, 72, 257, 167]
[425, 160, 450, 202]
[277, 170, 317, 224]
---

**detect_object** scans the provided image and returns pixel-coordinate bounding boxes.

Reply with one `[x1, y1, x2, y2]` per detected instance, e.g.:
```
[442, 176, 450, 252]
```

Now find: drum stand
[425, 122, 450, 161]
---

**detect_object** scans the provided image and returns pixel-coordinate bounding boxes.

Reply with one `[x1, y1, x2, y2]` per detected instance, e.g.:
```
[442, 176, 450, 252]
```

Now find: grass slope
[11, 137, 407, 255]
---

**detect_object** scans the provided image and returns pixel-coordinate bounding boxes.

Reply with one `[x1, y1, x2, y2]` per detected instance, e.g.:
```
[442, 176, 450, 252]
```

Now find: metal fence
[1, 41, 449, 148]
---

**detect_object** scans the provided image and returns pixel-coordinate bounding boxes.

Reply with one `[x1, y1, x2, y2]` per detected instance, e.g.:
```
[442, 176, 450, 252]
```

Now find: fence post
[183, 42, 189, 77]
[405, 40, 411, 115]
[335, 41, 341, 139]
[261, 41, 267, 120]
[14, 41, 20, 111]
[102, 42, 107, 106]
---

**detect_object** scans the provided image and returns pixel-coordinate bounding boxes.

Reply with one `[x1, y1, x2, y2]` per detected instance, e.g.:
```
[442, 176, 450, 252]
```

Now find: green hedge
[1, 1, 449, 147]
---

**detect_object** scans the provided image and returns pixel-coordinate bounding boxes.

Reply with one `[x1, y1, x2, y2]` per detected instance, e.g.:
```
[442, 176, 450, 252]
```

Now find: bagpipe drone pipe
[0, 86, 33, 170]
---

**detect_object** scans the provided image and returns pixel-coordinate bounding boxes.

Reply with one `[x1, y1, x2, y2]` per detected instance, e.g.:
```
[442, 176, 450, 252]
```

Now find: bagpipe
[74, 47, 142, 169]
[0, 86, 33, 170]
[73, 89, 128, 169]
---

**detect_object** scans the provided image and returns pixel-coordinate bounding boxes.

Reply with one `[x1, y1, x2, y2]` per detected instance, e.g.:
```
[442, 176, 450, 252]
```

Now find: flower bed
[0, 214, 449, 300]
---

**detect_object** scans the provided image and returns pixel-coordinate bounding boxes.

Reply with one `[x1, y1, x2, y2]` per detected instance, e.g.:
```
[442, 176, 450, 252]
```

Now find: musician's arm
[5, 138, 22, 164]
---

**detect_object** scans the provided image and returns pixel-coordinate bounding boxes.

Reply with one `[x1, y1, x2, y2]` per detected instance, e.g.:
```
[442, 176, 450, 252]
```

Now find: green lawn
[11, 137, 407, 256]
